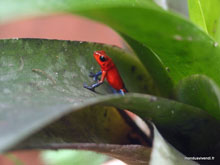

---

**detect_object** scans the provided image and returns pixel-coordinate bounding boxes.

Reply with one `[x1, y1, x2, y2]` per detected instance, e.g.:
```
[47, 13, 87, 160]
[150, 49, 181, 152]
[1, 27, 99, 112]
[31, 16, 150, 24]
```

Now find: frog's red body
[105, 67, 125, 91]
[93, 50, 127, 92]
[84, 50, 127, 95]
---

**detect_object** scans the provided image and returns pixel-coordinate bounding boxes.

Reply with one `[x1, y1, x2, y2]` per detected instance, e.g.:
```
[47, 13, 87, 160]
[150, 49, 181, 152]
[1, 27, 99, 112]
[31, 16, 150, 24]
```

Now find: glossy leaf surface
[0, 39, 153, 151]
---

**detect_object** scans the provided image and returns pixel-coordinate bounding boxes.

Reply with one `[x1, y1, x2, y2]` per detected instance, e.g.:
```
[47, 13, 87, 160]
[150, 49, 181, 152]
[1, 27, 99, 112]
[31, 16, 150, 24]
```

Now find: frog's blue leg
[108, 86, 117, 94]
[84, 71, 103, 91]
[118, 89, 125, 96]
[89, 71, 102, 81]
[110, 87, 125, 96]
[83, 81, 103, 91]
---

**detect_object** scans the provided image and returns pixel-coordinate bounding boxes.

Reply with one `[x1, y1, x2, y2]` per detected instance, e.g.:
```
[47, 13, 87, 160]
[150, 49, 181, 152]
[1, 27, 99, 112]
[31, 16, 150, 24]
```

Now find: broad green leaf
[188, 0, 208, 33]
[195, 0, 220, 43]
[102, 93, 220, 160]
[73, 2, 220, 86]
[15, 106, 148, 147]
[121, 33, 174, 97]
[14, 106, 153, 165]
[0, 38, 215, 163]
[0, 1, 219, 164]
[0, 39, 155, 151]
[11, 93, 219, 164]
[14, 116, 196, 165]
[1, 0, 220, 86]
[175, 74, 220, 120]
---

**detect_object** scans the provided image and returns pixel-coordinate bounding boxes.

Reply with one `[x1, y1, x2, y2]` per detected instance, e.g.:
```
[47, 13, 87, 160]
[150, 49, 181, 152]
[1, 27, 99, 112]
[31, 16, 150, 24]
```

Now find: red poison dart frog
[84, 50, 127, 95]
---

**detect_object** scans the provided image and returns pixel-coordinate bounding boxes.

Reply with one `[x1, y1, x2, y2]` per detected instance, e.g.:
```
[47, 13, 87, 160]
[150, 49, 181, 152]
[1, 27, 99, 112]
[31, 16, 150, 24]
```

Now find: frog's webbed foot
[83, 83, 95, 91]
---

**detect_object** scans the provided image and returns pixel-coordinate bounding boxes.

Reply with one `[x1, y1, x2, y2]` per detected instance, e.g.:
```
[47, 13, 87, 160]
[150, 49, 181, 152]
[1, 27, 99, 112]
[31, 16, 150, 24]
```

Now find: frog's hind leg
[118, 89, 125, 96]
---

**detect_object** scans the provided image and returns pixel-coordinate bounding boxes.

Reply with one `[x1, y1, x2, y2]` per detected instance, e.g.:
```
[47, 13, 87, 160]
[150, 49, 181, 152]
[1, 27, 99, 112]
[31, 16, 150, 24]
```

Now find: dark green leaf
[15, 114, 196, 165]
[1, 0, 220, 87]
[13, 93, 219, 164]
[16, 106, 141, 146]
[121, 33, 174, 97]
[102, 93, 220, 159]
[0, 39, 155, 151]
[175, 74, 220, 120]
[75, 3, 220, 86]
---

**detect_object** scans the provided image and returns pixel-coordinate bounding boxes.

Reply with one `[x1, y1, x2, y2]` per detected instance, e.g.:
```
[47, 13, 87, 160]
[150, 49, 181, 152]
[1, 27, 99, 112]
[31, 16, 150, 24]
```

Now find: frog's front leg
[83, 81, 104, 91]
[84, 71, 106, 91]
[89, 71, 102, 81]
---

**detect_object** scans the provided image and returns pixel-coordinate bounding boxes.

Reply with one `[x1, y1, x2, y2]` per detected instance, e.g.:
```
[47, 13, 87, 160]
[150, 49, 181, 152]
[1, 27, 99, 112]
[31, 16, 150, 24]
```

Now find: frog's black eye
[100, 56, 107, 62]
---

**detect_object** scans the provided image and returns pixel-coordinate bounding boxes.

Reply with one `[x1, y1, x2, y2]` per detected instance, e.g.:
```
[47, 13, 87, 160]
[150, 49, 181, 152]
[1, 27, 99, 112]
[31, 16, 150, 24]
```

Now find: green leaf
[175, 74, 220, 120]
[193, 0, 220, 43]
[121, 33, 174, 97]
[12, 93, 220, 163]
[102, 93, 220, 159]
[13, 105, 152, 165]
[15, 115, 196, 165]
[16, 106, 144, 146]
[1, 0, 220, 86]
[188, 0, 208, 33]
[72, 2, 220, 86]
[0, 38, 155, 151]
[0, 1, 219, 163]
